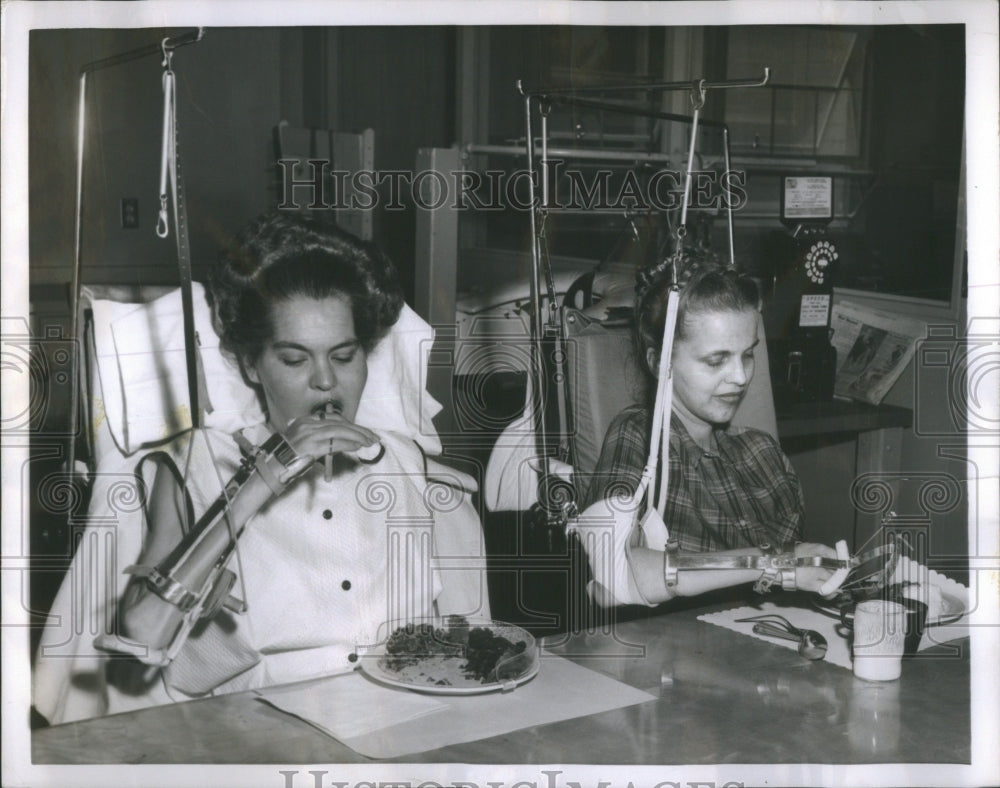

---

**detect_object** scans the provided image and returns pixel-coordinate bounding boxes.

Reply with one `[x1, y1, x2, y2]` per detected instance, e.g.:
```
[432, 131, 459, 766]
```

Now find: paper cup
[852, 600, 906, 681]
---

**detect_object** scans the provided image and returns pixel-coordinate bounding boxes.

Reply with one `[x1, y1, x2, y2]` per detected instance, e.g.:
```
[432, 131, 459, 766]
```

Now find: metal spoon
[752, 622, 829, 660]
[735, 613, 830, 660]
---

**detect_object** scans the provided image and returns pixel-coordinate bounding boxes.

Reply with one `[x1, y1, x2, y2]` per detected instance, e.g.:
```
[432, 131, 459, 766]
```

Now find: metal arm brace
[95, 432, 312, 666]
[132, 432, 308, 613]
[662, 540, 851, 594]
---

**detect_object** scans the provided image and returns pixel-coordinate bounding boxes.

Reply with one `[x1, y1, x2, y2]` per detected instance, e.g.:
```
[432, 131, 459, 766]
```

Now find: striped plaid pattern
[581, 405, 805, 552]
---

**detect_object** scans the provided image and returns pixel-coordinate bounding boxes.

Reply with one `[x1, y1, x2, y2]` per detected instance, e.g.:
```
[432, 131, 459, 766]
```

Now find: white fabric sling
[566, 286, 679, 606]
[567, 82, 715, 606]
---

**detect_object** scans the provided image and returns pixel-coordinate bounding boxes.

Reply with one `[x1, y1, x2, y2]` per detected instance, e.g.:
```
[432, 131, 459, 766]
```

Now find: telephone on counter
[765, 176, 839, 406]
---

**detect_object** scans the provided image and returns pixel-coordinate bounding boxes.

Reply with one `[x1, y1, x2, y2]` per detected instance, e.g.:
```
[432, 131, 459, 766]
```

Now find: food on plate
[383, 621, 463, 669]
[463, 625, 528, 682]
[381, 616, 528, 684]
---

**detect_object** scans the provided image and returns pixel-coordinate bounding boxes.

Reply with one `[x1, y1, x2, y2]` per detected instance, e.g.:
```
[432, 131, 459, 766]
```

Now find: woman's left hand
[793, 542, 839, 593]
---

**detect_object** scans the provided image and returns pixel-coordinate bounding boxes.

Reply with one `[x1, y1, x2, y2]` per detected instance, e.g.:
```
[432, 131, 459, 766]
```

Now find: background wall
[788, 295, 973, 586]
[30, 28, 294, 286]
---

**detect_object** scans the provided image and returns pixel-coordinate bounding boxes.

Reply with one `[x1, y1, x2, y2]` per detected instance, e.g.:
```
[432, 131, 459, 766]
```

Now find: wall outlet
[120, 198, 139, 229]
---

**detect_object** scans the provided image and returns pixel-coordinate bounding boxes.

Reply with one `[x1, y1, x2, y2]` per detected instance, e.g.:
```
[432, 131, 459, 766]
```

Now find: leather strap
[125, 564, 200, 612]
[753, 542, 798, 593]
[159, 59, 203, 429]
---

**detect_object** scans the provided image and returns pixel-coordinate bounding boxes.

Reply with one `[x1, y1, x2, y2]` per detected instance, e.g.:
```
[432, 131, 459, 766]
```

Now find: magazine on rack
[831, 300, 927, 405]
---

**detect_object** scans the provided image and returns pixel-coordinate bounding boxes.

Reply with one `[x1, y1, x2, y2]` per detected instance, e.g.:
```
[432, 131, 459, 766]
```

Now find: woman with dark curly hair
[576, 251, 840, 606]
[35, 211, 477, 723]
[203, 209, 401, 460]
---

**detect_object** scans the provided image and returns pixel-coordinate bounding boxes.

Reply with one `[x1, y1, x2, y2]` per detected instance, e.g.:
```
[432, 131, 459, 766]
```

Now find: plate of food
[359, 615, 540, 695]
[813, 581, 967, 627]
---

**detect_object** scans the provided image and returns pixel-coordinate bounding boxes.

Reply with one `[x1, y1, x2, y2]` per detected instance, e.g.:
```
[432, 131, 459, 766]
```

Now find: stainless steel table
[32, 597, 969, 764]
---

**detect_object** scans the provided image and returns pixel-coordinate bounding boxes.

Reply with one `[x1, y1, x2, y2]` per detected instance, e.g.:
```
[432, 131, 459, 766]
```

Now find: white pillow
[87, 283, 442, 460]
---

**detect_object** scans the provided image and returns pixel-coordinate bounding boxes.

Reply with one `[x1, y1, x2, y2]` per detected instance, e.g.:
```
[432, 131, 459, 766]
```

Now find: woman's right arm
[129, 457, 189, 571]
[118, 455, 278, 652]
[117, 458, 188, 645]
[117, 417, 378, 653]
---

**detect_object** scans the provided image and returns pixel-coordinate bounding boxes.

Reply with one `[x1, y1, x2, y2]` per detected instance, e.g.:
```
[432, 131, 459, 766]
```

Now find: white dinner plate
[359, 617, 540, 695]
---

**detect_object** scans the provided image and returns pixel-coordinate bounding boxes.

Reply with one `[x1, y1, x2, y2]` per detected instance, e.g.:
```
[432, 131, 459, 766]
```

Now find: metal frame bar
[519, 70, 770, 98]
[467, 144, 679, 165]
[522, 93, 732, 129]
[522, 86, 553, 487]
[68, 29, 205, 475]
[80, 29, 204, 74]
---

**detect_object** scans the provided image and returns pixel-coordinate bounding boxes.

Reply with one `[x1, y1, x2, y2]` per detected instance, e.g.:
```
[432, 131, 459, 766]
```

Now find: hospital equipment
[510, 72, 889, 602]
[56, 31, 488, 676]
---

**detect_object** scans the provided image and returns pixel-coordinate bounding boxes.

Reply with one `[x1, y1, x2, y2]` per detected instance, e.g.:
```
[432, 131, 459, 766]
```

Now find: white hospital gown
[34, 424, 477, 724]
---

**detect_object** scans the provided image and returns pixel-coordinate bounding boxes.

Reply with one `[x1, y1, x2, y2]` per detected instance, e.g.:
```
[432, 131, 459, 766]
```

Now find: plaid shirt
[581, 405, 804, 552]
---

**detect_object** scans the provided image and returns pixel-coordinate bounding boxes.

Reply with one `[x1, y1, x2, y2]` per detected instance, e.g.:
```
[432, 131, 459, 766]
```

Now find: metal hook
[163, 27, 205, 55]
[161, 37, 174, 70]
[690, 79, 706, 112]
[156, 196, 170, 238]
[669, 225, 689, 287]
[628, 214, 640, 241]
